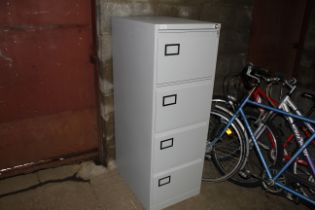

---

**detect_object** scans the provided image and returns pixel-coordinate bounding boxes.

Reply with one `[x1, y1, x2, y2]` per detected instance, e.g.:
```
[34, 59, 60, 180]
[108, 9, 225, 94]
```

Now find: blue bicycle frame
[215, 93, 315, 205]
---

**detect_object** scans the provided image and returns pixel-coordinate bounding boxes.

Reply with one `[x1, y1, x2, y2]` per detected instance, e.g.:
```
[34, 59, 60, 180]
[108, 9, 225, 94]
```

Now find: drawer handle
[162, 94, 177, 106]
[164, 43, 180, 56]
[158, 176, 171, 187]
[160, 138, 174, 150]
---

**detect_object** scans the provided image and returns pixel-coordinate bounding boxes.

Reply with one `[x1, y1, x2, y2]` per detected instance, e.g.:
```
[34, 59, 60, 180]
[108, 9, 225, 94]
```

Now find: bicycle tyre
[230, 112, 283, 187]
[287, 141, 315, 205]
[210, 96, 283, 187]
[203, 107, 248, 182]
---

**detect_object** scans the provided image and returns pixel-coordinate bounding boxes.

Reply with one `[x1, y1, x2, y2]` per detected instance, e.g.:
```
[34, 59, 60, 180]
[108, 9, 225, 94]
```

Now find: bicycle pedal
[239, 170, 251, 179]
[285, 192, 300, 204]
[285, 192, 294, 201]
[205, 154, 212, 160]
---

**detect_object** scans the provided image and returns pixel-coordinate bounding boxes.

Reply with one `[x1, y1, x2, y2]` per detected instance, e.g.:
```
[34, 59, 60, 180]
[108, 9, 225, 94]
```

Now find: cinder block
[200, 4, 252, 30]
[98, 77, 113, 96]
[98, 57, 113, 92]
[99, 1, 155, 34]
[105, 94, 115, 115]
[303, 27, 315, 51]
[97, 33, 112, 75]
[99, 91, 106, 105]
[215, 53, 247, 77]
[219, 29, 250, 54]
[105, 116, 115, 137]
[297, 66, 315, 89]
[100, 97, 114, 122]
[210, 0, 253, 7]
[157, 3, 201, 19]
[103, 140, 116, 161]
[300, 52, 314, 68]
[158, 0, 204, 4]
[213, 75, 225, 95]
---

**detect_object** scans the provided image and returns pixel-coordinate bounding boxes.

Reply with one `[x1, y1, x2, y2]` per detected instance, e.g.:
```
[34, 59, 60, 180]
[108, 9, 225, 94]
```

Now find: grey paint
[112, 16, 220, 210]
[112, 17, 156, 208]
[155, 80, 213, 132]
[157, 31, 219, 83]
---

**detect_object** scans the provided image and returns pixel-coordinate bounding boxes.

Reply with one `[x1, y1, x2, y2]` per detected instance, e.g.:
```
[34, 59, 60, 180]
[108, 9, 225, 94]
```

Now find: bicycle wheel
[285, 141, 315, 204]
[230, 113, 283, 187]
[210, 97, 283, 187]
[203, 107, 248, 182]
[292, 163, 315, 204]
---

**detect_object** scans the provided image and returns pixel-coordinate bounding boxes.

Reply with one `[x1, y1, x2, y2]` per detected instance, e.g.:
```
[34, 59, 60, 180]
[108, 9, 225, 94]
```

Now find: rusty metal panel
[0, 0, 98, 171]
[0, 109, 97, 169]
[0, 0, 92, 25]
[248, 0, 309, 77]
[0, 26, 96, 122]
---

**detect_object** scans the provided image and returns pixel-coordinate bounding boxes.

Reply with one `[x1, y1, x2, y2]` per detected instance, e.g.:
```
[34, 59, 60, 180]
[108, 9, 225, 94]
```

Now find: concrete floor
[0, 162, 309, 210]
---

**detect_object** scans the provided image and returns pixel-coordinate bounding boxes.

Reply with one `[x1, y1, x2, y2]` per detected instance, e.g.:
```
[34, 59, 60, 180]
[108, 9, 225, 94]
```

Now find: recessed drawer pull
[162, 94, 177, 106]
[158, 176, 171, 187]
[160, 138, 174, 150]
[164, 43, 180, 56]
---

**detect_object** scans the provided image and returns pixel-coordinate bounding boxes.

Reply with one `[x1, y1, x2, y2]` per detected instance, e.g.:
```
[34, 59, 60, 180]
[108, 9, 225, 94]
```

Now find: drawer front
[155, 80, 212, 133]
[154, 122, 208, 173]
[157, 31, 219, 83]
[152, 160, 203, 205]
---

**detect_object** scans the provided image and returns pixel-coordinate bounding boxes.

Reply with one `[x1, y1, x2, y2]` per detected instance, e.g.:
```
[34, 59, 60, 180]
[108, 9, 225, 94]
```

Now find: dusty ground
[0, 162, 309, 210]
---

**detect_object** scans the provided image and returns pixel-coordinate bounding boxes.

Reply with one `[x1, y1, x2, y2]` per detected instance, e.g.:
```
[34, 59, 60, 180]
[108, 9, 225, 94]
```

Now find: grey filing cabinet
[112, 16, 220, 210]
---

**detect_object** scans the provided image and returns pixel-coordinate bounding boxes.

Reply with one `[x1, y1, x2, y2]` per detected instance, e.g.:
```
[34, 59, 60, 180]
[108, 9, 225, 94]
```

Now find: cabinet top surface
[113, 16, 220, 30]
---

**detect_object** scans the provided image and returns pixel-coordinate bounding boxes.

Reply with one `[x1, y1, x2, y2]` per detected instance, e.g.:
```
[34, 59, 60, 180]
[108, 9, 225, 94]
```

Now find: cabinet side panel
[112, 18, 155, 209]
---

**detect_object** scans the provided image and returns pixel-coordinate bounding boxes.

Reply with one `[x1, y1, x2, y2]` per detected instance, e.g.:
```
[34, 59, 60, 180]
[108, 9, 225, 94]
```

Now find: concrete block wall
[199, 0, 253, 94]
[95, 0, 254, 161]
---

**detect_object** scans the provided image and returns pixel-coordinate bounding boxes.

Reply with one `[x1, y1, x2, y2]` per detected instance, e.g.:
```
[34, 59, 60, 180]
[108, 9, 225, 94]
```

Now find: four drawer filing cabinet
[112, 16, 220, 210]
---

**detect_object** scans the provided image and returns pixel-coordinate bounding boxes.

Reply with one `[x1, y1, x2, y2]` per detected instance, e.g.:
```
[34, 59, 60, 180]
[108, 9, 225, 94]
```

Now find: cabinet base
[150, 187, 200, 210]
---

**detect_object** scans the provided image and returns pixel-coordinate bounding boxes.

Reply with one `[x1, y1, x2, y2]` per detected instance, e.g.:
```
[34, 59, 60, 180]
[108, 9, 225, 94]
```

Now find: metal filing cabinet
[112, 16, 220, 210]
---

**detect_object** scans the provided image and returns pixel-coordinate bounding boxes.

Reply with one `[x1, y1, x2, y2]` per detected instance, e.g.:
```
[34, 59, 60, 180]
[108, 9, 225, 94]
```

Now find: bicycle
[203, 95, 281, 186]
[204, 64, 315, 205]
[210, 65, 315, 190]
[203, 65, 283, 187]
[231, 66, 315, 196]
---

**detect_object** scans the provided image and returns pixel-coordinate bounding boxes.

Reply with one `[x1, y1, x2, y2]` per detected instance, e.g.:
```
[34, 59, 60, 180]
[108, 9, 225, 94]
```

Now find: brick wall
[95, 0, 254, 161]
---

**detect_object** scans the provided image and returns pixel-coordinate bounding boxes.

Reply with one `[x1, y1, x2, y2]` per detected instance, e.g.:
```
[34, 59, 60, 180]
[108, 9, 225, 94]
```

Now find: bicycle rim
[203, 108, 248, 182]
[230, 114, 282, 187]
